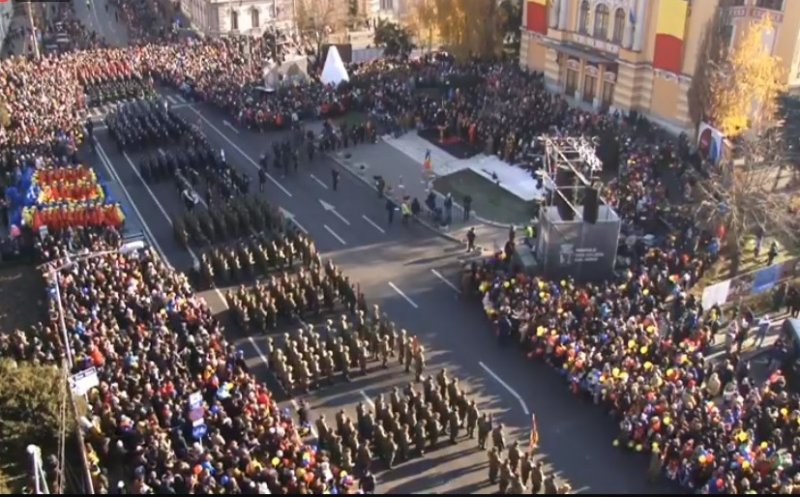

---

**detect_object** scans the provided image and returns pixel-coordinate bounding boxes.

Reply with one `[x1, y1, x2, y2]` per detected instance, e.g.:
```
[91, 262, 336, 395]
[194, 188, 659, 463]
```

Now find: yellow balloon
[340, 471, 348, 478]
[628, 340, 636, 349]
[643, 289, 649, 296]
[760, 441, 768, 449]
[640, 346, 648, 355]
[644, 361, 653, 370]
[663, 417, 671, 425]
[742, 461, 750, 470]
[612, 367, 620, 378]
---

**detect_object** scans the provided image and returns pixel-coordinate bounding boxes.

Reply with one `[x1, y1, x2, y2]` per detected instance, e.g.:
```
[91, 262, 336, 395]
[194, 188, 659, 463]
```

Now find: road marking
[310, 173, 328, 189]
[175, 94, 187, 103]
[121, 151, 199, 265]
[95, 140, 169, 264]
[166, 95, 178, 104]
[478, 361, 530, 415]
[247, 336, 270, 366]
[324, 224, 346, 245]
[280, 207, 308, 234]
[388, 282, 418, 309]
[431, 269, 461, 294]
[362, 214, 385, 234]
[188, 107, 292, 197]
[360, 390, 375, 407]
[222, 119, 240, 134]
[93, 125, 107, 131]
[319, 199, 350, 225]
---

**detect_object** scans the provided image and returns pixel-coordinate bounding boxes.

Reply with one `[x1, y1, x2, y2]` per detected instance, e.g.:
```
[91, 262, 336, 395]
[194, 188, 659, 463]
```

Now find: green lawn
[434, 169, 539, 225]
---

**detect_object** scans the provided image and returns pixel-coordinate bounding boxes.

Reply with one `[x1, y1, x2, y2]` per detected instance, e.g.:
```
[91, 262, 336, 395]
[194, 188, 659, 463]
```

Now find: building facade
[0, 0, 13, 51]
[180, 0, 295, 37]
[520, 0, 800, 134]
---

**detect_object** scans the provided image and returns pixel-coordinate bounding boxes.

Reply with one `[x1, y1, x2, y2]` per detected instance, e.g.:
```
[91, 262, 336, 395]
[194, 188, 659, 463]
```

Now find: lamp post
[26, 1, 40, 59]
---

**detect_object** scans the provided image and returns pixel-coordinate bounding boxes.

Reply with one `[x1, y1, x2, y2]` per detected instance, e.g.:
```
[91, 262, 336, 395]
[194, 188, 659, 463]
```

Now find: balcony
[570, 33, 620, 56]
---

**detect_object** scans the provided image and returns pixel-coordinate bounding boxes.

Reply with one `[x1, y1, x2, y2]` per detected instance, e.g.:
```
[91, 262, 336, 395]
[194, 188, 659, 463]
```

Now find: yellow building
[519, 0, 800, 134]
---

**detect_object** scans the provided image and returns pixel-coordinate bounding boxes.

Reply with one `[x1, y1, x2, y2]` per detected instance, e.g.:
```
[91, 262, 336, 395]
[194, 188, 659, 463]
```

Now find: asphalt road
[80, 88, 682, 494]
[69, 0, 677, 490]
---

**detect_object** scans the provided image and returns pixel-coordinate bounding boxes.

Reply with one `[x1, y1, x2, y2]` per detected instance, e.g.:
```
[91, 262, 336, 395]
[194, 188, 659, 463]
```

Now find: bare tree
[295, 0, 338, 59]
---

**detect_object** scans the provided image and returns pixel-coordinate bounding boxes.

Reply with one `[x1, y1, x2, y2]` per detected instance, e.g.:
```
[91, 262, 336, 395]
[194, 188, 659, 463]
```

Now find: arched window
[594, 4, 610, 40]
[230, 10, 239, 31]
[578, 0, 590, 34]
[612, 8, 625, 43]
[251, 8, 260, 28]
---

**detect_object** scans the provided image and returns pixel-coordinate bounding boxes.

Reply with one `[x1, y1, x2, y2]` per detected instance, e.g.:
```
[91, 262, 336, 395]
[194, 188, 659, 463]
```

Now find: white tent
[320, 46, 349, 86]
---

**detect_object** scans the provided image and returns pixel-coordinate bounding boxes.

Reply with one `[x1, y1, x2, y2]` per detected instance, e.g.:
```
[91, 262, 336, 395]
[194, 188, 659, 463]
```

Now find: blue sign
[192, 423, 208, 440]
[752, 263, 783, 295]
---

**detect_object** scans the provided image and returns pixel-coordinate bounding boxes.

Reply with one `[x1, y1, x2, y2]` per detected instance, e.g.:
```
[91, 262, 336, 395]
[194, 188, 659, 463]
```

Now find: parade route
[77, 86, 678, 494]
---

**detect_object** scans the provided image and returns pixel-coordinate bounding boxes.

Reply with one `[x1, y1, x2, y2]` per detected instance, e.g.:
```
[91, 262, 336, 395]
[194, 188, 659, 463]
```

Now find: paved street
[63, 0, 679, 491]
[79, 87, 680, 494]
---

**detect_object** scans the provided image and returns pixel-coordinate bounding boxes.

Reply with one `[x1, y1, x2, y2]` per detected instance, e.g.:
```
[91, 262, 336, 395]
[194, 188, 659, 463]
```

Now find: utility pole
[27, 1, 40, 59]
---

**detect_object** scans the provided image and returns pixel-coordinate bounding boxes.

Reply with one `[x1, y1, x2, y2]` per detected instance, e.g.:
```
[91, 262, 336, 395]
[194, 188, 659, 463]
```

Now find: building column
[558, 0, 568, 30]
[623, 16, 634, 49]
[632, 0, 646, 51]
[549, 0, 559, 28]
[575, 64, 584, 101]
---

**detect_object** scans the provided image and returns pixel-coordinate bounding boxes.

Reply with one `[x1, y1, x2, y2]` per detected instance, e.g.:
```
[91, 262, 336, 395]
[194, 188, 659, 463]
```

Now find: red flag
[529, 414, 540, 450]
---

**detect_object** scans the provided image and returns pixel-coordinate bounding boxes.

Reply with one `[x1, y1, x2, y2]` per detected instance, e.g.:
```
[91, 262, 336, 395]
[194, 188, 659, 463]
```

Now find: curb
[326, 152, 465, 244]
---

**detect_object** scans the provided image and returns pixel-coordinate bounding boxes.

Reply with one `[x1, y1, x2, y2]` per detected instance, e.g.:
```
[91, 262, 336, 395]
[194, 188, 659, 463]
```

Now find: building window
[380, 0, 394, 9]
[601, 80, 615, 110]
[578, 1, 590, 34]
[594, 4, 610, 40]
[720, 24, 734, 50]
[566, 68, 578, 95]
[583, 74, 597, 103]
[251, 8, 259, 28]
[612, 8, 625, 44]
[721, 0, 745, 6]
[755, 0, 783, 10]
[230, 10, 239, 30]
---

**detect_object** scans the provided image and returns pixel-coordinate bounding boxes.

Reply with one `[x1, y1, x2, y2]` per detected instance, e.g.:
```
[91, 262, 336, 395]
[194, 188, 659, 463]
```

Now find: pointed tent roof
[320, 46, 349, 86]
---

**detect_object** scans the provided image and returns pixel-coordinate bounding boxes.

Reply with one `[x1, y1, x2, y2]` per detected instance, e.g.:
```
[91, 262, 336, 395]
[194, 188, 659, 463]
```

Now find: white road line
[360, 390, 375, 407]
[121, 151, 199, 265]
[175, 94, 187, 103]
[431, 268, 461, 294]
[324, 224, 346, 245]
[247, 336, 270, 366]
[310, 173, 328, 189]
[222, 120, 240, 135]
[94, 125, 108, 131]
[388, 282, 418, 309]
[189, 107, 292, 197]
[362, 214, 385, 234]
[166, 95, 178, 104]
[280, 207, 308, 234]
[478, 361, 530, 415]
[95, 141, 169, 264]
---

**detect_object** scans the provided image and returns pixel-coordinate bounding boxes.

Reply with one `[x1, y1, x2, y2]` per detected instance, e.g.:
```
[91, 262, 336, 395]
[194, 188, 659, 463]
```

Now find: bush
[0, 359, 71, 491]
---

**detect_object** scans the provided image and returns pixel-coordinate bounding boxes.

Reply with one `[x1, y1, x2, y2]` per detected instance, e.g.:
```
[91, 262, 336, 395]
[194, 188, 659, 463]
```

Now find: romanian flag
[529, 413, 540, 450]
[653, 0, 689, 74]
[423, 149, 432, 171]
[526, 0, 548, 35]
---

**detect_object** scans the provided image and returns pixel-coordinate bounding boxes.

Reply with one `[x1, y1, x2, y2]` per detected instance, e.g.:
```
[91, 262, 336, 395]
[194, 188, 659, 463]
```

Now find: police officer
[520, 451, 533, 487]
[466, 226, 477, 252]
[478, 413, 492, 450]
[259, 167, 267, 192]
[543, 474, 557, 495]
[357, 442, 372, 474]
[508, 441, 521, 472]
[386, 198, 395, 225]
[385, 437, 398, 469]
[404, 339, 414, 373]
[316, 415, 331, 449]
[379, 335, 390, 369]
[331, 169, 340, 191]
[499, 459, 512, 494]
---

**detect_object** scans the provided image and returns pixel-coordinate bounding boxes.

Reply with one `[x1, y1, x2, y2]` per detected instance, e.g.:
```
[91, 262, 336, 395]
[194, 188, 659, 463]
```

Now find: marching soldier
[385, 437, 398, 469]
[414, 419, 427, 456]
[543, 474, 558, 495]
[397, 329, 408, 365]
[423, 375, 435, 404]
[510, 474, 525, 494]
[331, 435, 344, 466]
[531, 462, 544, 495]
[358, 341, 369, 375]
[520, 451, 533, 487]
[335, 409, 347, 435]
[341, 446, 354, 474]
[492, 422, 506, 451]
[404, 339, 414, 373]
[508, 441, 521, 473]
[488, 447, 501, 484]
[397, 425, 411, 462]
[448, 408, 461, 444]
[316, 415, 331, 450]
[466, 400, 479, 438]
[414, 346, 426, 383]
[321, 350, 335, 385]
[389, 386, 403, 415]
[428, 412, 442, 448]
[341, 345, 352, 382]
[478, 413, 492, 450]
[437, 368, 449, 396]
[499, 459, 513, 495]
[357, 442, 372, 474]
[379, 335, 390, 368]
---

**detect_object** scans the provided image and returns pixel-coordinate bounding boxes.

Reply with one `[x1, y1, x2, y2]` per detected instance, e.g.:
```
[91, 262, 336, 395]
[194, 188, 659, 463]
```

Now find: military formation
[313, 370, 485, 476]
[264, 304, 425, 395]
